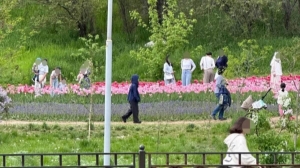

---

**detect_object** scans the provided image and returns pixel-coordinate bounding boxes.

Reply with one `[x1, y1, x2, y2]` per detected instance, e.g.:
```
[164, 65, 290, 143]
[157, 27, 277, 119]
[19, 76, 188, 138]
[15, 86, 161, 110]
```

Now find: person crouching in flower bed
[50, 67, 62, 97]
[121, 74, 142, 124]
[211, 68, 231, 121]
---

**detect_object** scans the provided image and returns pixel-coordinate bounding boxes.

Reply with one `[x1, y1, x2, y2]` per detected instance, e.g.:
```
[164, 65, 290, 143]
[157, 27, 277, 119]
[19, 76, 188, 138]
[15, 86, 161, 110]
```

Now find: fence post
[139, 145, 146, 168]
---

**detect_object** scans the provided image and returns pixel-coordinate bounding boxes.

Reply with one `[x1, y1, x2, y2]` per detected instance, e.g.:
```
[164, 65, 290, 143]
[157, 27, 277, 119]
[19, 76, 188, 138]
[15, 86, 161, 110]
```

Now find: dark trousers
[122, 101, 140, 122]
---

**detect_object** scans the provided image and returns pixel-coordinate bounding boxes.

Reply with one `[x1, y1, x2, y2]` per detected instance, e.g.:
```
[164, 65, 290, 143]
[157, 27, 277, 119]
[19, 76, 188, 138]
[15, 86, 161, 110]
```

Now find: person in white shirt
[200, 52, 215, 83]
[270, 52, 282, 98]
[50, 67, 62, 97]
[223, 117, 261, 168]
[180, 52, 196, 86]
[277, 83, 295, 120]
[35, 59, 49, 98]
[163, 55, 175, 85]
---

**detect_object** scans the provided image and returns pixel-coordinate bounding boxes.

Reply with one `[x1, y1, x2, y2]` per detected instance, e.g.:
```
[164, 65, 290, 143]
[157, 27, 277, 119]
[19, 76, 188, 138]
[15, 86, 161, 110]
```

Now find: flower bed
[3, 75, 300, 96]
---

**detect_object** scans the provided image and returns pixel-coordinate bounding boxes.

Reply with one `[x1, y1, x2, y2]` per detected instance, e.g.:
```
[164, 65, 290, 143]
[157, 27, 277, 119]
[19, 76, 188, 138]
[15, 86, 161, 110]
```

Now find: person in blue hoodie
[122, 74, 142, 124]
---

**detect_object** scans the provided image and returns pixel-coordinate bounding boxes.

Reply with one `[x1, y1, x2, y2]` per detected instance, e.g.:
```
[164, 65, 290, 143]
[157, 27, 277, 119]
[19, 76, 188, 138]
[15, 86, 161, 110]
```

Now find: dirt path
[0, 117, 284, 126]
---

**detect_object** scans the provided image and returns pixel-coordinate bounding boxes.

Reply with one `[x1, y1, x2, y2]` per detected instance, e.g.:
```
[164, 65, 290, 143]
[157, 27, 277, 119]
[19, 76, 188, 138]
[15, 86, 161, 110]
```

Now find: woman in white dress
[270, 52, 282, 98]
[163, 55, 175, 85]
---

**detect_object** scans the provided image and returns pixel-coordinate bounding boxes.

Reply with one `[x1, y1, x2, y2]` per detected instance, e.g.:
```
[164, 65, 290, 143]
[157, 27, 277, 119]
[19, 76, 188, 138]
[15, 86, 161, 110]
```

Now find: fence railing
[1, 145, 300, 168]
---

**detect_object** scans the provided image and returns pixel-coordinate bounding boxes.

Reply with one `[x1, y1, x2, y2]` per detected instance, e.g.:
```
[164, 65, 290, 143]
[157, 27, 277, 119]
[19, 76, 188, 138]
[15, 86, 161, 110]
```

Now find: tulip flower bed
[2, 75, 300, 122]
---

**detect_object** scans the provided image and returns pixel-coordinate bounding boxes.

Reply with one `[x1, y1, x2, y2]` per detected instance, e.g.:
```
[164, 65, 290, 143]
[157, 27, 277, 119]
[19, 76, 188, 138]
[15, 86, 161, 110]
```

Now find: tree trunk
[282, 0, 293, 31]
[77, 21, 87, 37]
[156, 0, 165, 25]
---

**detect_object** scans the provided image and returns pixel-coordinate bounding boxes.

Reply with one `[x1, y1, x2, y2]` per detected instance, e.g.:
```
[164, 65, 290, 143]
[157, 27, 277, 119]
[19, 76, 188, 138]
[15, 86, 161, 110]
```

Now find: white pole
[104, 0, 113, 166]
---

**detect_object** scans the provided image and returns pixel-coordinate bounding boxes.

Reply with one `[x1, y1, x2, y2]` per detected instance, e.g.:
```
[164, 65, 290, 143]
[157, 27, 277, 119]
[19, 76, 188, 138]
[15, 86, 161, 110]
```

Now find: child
[58, 78, 67, 92]
[277, 83, 295, 120]
[121, 74, 142, 124]
[32, 58, 41, 82]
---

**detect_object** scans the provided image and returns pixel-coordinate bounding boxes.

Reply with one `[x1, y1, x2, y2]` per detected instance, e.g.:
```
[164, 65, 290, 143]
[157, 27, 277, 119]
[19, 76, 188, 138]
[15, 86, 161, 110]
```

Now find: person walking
[222, 117, 260, 168]
[211, 68, 231, 120]
[181, 52, 196, 86]
[163, 55, 175, 85]
[200, 52, 215, 83]
[122, 74, 142, 124]
[270, 52, 282, 98]
[277, 83, 295, 120]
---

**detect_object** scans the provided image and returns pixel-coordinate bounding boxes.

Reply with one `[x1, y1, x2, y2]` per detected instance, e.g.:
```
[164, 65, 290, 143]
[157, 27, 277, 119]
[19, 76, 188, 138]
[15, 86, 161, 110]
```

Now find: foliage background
[0, 0, 300, 84]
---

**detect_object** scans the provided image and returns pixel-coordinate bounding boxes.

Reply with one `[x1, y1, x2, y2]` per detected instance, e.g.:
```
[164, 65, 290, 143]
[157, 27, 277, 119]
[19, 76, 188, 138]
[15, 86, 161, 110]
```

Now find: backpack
[216, 55, 228, 69]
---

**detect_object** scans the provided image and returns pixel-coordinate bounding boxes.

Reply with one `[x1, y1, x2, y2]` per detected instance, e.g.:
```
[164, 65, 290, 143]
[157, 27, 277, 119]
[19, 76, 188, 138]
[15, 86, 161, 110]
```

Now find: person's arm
[191, 59, 196, 72]
[216, 76, 223, 88]
[181, 59, 184, 70]
[200, 57, 203, 70]
[132, 84, 140, 102]
[212, 58, 215, 69]
[163, 63, 171, 74]
[236, 136, 257, 165]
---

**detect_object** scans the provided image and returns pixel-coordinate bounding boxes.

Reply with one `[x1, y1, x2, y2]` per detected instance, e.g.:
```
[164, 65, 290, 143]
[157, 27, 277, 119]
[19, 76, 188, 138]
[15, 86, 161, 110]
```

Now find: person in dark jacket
[122, 74, 142, 124]
[215, 55, 228, 69]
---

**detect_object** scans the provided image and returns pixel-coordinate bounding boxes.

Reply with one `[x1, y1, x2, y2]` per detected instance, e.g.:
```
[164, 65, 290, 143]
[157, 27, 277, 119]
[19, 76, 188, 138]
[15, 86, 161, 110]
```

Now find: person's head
[35, 57, 42, 65]
[275, 52, 280, 59]
[131, 74, 139, 86]
[183, 52, 190, 59]
[166, 55, 171, 66]
[217, 68, 225, 75]
[281, 82, 286, 92]
[55, 67, 61, 74]
[229, 117, 251, 134]
[42, 59, 48, 66]
[206, 52, 212, 57]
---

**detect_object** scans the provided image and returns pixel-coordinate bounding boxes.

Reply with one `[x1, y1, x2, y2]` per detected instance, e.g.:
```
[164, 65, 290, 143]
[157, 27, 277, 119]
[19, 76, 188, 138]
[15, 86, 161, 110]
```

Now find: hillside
[0, 0, 300, 85]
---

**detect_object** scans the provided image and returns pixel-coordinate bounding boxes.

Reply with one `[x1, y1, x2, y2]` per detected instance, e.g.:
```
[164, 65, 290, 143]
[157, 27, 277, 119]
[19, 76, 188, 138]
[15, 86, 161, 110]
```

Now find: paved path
[0, 117, 285, 126]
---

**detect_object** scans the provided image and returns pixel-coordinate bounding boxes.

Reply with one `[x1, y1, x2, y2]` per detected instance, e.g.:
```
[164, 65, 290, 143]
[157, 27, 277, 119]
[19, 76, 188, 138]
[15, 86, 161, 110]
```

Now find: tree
[129, 0, 196, 80]
[224, 39, 273, 111]
[33, 0, 103, 37]
[282, 0, 298, 31]
[280, 37, 300, 149]
[214, 0, 274, 36]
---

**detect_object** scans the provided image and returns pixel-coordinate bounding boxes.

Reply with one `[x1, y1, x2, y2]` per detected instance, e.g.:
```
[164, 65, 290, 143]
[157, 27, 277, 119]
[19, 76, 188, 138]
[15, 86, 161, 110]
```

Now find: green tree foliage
[71, 34, 105, 81]
[224, 39, 273, 79]
[129, 0, 196, 80]
[33, 0, 104, 37]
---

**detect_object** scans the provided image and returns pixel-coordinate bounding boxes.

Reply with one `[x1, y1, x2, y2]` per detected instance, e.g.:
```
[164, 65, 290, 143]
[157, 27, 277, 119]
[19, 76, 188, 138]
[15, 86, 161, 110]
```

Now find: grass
[0, 119, 299, 167]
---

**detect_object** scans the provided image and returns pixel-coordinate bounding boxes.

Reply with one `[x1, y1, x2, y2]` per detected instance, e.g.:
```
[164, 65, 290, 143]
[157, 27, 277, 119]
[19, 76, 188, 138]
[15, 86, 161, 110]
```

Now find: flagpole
[104, 0, 113, 166]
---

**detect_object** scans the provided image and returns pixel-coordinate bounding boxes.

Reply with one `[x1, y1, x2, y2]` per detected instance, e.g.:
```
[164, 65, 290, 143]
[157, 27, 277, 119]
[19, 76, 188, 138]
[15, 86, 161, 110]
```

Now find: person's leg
[122, 102, 133, 122]
[186, 70, 191, 85]
[209, 69, 214, 83]
[181, 70, 186, 86]
[131, 101, 141, 123]
[211, 93, 220, 119]
[278, 104, 284, 117]
[203, 70, 208, 83]
[218, 105, 227, 120]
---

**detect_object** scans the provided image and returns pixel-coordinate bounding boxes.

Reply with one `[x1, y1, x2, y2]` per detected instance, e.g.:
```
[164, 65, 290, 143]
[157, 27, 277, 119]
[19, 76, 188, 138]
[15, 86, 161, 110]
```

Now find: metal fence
[1, 145, 300, 168]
